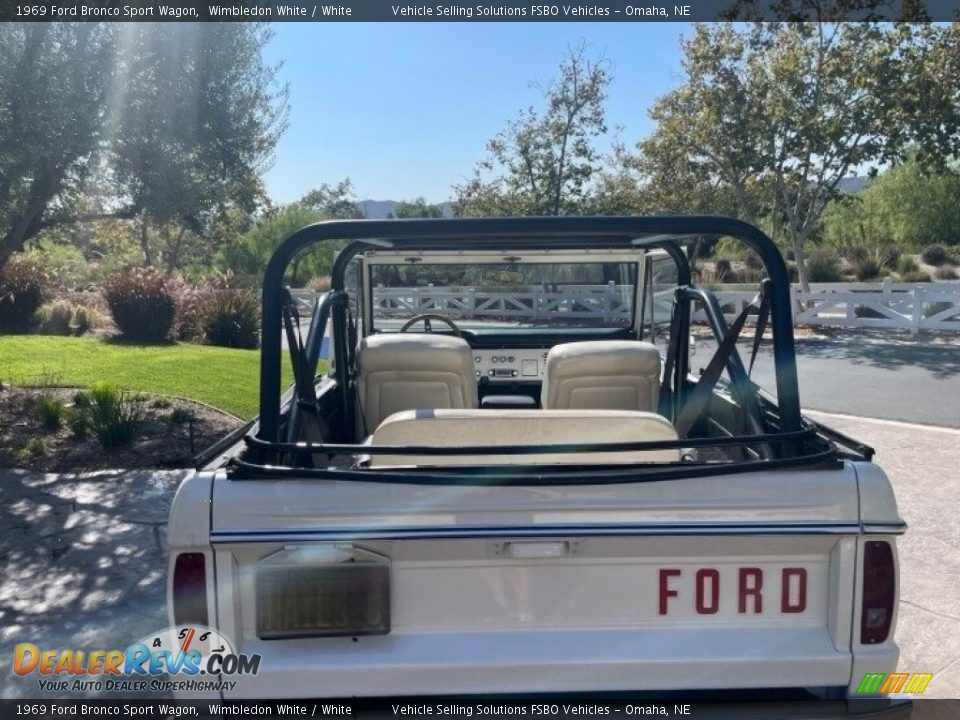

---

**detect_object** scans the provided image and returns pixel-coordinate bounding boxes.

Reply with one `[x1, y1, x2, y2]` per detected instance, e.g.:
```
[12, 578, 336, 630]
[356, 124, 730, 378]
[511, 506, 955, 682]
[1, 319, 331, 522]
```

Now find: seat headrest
[546, 340, 661, 378]
[358, 333, 474, 373]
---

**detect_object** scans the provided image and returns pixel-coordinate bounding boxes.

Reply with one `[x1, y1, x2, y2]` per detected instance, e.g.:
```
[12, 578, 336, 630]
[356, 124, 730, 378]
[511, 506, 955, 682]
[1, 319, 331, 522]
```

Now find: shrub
[934, 265, 958, 280]
[744, 254, 764, 271]
[921, 244, 949, 266]
[784, 248, 796, 261]
[844, 246, 869, 265]
[806, 249, 842, 283]
[72, 390, 92, 409]
[880, 244, 901, 270]
[0, 257, 49, 332]
[36, 393, 66, 430]
[14, 438, 46, 463]
[897, 256, 919, 276]
[168, 407, 196, 424]
[73, 305, 101, 335]
[103, 267, 176, 342]
[87, 383, 143, 448]
[151, 397, 172, 409]
[306, 275, 331, 293]
[201, 290, 261, 349]
[67, 408, 89, 439]
[901, 269, 932, 283]
[37, 300, 75, 335]
[713, 258, 733, 282]
[853, 258, 882, 281]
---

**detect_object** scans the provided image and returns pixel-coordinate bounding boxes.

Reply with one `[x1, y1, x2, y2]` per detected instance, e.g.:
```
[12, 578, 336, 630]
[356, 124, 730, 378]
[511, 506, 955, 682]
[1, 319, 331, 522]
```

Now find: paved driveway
[694, 332, 960, 428]
[1, 411, 958, 698]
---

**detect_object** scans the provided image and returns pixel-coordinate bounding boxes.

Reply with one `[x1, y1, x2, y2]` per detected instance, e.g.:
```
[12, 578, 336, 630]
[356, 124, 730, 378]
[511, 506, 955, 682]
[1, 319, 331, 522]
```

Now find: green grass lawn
[0, 335, 297, 419]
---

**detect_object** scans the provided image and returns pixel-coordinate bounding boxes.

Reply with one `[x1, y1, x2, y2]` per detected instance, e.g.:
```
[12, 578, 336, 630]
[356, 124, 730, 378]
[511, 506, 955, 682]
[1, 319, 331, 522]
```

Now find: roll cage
[237, 215, 869, 483]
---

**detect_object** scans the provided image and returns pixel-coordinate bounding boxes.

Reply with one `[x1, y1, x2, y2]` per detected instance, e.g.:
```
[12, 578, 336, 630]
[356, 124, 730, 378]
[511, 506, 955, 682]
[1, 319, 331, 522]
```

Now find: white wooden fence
[291, 279, 960, 334]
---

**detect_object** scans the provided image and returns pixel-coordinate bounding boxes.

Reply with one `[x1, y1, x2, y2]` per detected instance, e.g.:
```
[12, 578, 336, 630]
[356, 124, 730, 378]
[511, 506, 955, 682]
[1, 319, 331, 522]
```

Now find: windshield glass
[369, 261, 637, 331]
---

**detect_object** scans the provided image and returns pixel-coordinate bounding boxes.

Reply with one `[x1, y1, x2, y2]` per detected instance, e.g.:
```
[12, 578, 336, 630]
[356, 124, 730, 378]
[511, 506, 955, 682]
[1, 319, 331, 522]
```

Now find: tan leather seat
[356, 333, 478, 432]
[369, 408, 679, 466]
[542, 340, 661, 412]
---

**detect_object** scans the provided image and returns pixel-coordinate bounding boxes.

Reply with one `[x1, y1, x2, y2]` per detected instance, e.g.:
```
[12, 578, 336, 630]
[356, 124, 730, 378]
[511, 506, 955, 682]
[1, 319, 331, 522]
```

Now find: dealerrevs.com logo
[13, 625, 260, 693]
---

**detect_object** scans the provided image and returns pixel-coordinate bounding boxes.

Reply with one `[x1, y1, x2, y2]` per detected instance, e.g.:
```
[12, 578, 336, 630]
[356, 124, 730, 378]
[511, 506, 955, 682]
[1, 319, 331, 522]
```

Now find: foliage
[934, 265, 958, 280]
[219, 201, 351, 286]
[823, 161, 960, 253]
[637, 24, 960, 291]
[36, 301, 76, 335]
[901, 269, 932, 283]
[201, 290, 261, 349]
[168, 407, 197, 425]
[853, 258, 882, 282]
[921, 244, 949, 266]
[35, 392, 66, 430]
[897, 256, 919, 275]
[67, 408, 89, 439]
[713, 258, 734, 282]
[0, 24, 288, 272]
[103, 267, 177, 342]
[14, 438, 46, 463]
[0, 335, 294, 419]
[806, 249, 842, 283]
[85, 383, 143, 448]
[454, 43, 612, 217]
[0, 257, 49, 331]
[73, 305, 100, 335]
[306, 275, 331, 293]
[388, 198, 445, 219]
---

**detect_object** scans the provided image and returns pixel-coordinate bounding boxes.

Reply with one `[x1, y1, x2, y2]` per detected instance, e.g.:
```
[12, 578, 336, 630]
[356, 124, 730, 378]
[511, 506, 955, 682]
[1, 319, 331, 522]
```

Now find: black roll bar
[258, 216, 801, 445]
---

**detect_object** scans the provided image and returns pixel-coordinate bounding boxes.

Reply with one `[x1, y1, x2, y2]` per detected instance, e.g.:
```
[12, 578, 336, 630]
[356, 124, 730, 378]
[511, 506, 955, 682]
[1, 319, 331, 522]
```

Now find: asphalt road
[693, 331, 960, 428]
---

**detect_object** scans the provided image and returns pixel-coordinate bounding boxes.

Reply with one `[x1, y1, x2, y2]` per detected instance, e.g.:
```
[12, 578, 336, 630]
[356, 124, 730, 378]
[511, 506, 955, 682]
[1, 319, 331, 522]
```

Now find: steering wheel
[399, 313, 464, 338]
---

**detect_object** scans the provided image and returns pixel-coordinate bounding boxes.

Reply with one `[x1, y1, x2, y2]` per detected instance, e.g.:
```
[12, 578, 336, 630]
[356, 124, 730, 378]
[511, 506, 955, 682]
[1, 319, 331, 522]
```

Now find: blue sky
[262, 23, 692, 204]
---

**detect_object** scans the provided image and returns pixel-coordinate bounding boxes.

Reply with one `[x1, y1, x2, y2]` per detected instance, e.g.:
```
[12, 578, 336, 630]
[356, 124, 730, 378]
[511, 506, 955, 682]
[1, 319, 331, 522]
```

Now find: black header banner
[2, 0, 960, 22]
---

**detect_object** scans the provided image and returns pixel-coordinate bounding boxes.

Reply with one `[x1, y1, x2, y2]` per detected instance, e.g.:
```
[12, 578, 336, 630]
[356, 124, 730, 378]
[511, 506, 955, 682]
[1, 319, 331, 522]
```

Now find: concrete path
[1, 412, 957, 698]
[0, 469, 187, 699]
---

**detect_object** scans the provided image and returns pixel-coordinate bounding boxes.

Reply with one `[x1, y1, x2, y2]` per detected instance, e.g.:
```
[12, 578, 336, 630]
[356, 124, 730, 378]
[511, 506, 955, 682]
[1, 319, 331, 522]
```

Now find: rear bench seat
[369, 409, 679, 467]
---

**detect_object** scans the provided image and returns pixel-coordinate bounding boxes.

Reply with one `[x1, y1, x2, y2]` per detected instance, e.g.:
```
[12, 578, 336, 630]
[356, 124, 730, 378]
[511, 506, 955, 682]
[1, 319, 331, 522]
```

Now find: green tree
[389, 198, 445, 219]
[454, 43, 610, 217]
[0, 23, 288, 271]
[221, 180, 362, 285]
[0, 24, 116, 268]
[639, 23, 960, 291]
[824, 159, 960, 251]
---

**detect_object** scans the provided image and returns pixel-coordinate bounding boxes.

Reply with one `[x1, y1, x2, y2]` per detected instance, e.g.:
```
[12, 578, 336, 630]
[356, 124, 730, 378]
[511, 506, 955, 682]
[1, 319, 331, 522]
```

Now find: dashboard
[471, 348, 549, 382]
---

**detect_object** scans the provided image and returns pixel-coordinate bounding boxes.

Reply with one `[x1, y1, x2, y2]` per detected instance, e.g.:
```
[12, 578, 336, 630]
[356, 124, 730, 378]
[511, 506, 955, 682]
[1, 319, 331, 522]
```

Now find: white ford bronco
[167, 216, 905, 709]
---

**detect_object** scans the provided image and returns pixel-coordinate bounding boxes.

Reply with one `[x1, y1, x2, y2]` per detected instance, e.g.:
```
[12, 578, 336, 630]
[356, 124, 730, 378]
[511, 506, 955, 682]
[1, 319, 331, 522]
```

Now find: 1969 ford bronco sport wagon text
[167, 216, 906, 709]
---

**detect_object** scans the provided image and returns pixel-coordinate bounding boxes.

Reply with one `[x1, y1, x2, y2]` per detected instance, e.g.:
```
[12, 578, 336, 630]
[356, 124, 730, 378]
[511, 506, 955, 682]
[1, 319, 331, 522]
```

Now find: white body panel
[167, 460, 904, 699]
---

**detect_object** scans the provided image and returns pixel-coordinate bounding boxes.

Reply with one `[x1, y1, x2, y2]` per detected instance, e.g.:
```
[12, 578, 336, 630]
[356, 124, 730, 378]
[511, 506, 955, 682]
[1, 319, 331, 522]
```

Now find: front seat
[542, 340, 662, 412]
[356, 333, 478, 432]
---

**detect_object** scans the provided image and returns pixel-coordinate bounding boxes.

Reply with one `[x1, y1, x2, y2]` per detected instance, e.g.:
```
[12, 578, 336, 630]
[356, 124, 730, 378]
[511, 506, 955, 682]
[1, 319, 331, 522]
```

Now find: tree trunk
[138, 215, 155, 267]
[792, 238, 811, 294]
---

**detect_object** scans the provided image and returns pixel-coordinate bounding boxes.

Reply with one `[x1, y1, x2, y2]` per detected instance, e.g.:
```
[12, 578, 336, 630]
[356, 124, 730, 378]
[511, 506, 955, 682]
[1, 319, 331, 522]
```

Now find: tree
[0, 24, 116, 268]
[220, 180, 362, 285]
[300, 180, 363, 220]
[0, 23, 288, 271]
[823, 158, 960, 251]
[454, 43, 610, 217]
[639, 23, 960, 291]
[389, 198, 445, 219]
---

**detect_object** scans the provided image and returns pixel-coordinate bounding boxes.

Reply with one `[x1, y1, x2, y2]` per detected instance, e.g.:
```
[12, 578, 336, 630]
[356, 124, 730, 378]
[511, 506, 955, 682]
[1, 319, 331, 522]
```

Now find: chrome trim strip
[209, 522, 873, 544]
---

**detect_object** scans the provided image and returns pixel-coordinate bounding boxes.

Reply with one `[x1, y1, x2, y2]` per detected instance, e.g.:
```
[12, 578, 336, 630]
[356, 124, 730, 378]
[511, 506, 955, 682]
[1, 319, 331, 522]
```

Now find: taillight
[861, 541, 895, 644]
[256, 546, 390, 639]
[172, 552, 209, 626]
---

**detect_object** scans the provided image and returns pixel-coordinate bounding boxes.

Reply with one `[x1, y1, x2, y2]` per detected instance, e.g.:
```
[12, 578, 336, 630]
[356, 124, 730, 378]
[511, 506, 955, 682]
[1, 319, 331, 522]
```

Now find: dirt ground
[0, 386, 242, 472]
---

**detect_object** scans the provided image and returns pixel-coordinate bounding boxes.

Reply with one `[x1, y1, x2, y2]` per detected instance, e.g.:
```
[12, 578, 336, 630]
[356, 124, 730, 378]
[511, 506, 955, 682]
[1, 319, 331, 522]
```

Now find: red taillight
[861, 541, 895, 644]
[173, 552, 209, 626]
